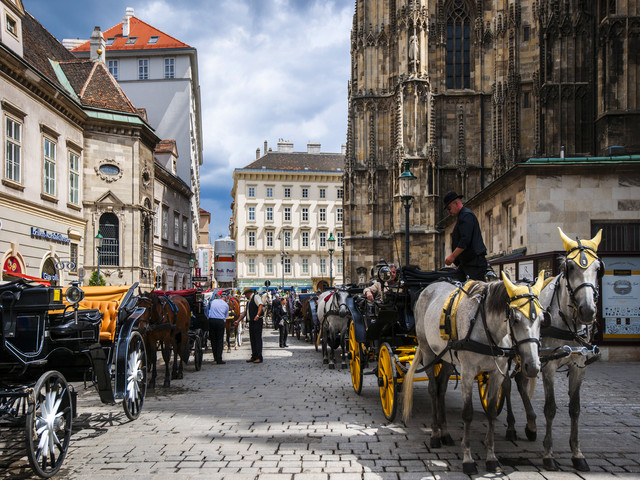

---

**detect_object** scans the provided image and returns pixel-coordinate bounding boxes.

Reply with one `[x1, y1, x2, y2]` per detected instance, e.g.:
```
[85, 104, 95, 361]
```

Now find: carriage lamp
[398, 160, 417, 268]
[95, 231, 104, 285]
[378, 265, 393, 283]
[65, 282, 85, 304]
[327, 232, 336, 287]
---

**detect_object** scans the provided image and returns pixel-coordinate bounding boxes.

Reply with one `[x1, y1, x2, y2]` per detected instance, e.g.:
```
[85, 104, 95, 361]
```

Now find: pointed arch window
[99, 213, 119, 266]
[446, 0, 471, 89]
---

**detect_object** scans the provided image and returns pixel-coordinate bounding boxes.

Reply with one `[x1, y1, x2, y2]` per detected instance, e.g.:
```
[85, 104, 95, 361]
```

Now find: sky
[24, 0, 353, 242]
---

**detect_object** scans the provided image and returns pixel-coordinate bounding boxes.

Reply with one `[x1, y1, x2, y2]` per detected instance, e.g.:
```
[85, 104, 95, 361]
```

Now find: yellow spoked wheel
[378, 342, 398, 422]
[477, 372, 505, 415]
[348, 322, 364, 395]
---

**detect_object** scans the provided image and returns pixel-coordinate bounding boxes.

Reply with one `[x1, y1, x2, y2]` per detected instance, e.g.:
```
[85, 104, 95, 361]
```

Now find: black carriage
[348, 262, 505, 421]
[0, 280, 148, 478]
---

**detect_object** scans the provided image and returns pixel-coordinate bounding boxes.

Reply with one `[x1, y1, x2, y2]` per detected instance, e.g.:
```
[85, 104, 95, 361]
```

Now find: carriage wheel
[193, 335, 203, 372]
[477, 372, 505, 415]
[122, 331, 147, 421]
[26, 370, 73, 478]
[378, 343, 398, 422]
[348, 322, 364, 395]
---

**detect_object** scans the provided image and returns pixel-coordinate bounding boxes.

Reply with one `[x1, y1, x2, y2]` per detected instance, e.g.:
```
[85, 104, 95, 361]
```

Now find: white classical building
[231, 141, 345, 292]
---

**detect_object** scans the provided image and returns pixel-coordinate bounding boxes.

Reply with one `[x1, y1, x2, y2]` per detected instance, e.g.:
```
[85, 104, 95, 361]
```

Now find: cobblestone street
[2, 327, 640, 480]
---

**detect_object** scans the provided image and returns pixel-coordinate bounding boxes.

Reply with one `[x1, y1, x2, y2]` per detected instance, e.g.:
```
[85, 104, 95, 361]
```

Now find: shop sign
[3, 256, 22, 274]
[602, 256, 640, 339]
[31, 227, 71, 244]
[42, 272, 59, 281]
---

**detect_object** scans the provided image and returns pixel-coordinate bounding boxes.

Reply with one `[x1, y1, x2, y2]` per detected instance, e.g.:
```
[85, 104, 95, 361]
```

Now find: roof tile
[243, 152, 345, 172]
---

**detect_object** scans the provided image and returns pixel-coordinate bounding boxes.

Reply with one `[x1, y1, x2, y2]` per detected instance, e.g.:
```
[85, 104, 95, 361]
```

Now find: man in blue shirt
[207, 297, 230, 364]
[443, 190, 488, 281]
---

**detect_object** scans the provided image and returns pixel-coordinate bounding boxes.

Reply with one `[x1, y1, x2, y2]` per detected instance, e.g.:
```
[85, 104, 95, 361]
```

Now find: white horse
[403, 274, 544, 475]
[503, 228, 603, 471]
[317, 288, 351, 369]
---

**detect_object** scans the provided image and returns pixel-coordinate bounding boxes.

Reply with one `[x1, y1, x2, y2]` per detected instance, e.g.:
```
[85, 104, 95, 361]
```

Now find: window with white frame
[302, 207, 309, 222]
[302, 258, 309, 274]
[68, 151, 80, 204]
[319, 208, 326, 222]
[147, 36, 158, 44]
[337, 231, 344, 248]
[266, 187, 273, 198]
[43, 137, 56, 196]
[266, 206, 273, 222]
[302, 187, 308, 198]
[182, 217, 188, 247]
[320, 258, 326, 274]
[266, 230, 273, 247]
[248, 206, 255, 221]
[248, 186, 255, 197]
[266, 258, 273, 274]
[5, 13, 17, 36]
[319, 231, 326, 247]
[162, 206, 168, 240]
[284, 231, 291, 247]
[164, 58, 175, 79]
[284, 207, 291, 222]
[108, 60, 119, 80]
[337, 207, 343, 223]
[284, 258, 291, 274]
[302, 231, 309, 247]
[138, 59, 149, 80]
[248, 258, 256, 274]
[337, 188, 343, 199]
[248, 230, 256, 247]
[5, 116, 21, 183]
[154, 203, 159, 236]
[319, 188, 326, 199]
[173, 213, 180, 244]
[106, 37, 115, 45]
[126, 36, 138, 45]
[284, 187, 291, 198]
[337, 258, 343, 274]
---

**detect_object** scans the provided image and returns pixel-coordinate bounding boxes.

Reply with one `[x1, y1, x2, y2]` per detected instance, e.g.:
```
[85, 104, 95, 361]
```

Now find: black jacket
[451, 206, 487, 266]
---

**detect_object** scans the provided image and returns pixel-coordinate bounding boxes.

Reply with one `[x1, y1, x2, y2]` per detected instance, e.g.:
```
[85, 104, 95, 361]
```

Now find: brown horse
[138, 291, 190, 388]
[301, 294, 319, 348]
[223, 295, 241, 351]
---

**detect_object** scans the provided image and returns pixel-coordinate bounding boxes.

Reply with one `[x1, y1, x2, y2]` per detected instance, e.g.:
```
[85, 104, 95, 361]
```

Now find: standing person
[274, 297, 289, 348]
[443, 190, 488, 281]
[235, 287, 264, 363]
[207, 296, 229, 364]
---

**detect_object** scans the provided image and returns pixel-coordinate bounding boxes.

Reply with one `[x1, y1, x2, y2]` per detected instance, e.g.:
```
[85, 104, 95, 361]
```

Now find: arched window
[99, 213, 119, 266]
[446, 0, 471, 89]
[173, 272, 179, 290]
[42, 257, 58, 286]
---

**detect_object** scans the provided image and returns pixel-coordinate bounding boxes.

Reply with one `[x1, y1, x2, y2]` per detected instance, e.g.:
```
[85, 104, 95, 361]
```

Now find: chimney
[264, 140, 268, 155]
[307, 142, 321, 154]
[277, 140, 294, 153]
[256, 148, 260, 159]
[341, 143, 346, 155]
[123, 7, 134, 37]
[89, 26, 106, 63]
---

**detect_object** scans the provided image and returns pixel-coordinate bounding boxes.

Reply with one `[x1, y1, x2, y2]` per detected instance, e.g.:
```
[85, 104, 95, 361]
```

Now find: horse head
[333, 288, 350, 318]
[502, 272, 544, 378]
[558, 227, 603, 325]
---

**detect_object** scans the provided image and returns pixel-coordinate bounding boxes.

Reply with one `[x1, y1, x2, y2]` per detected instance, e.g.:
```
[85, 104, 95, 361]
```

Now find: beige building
[344, 1, 640, 281]
[231, 141, 345, 292]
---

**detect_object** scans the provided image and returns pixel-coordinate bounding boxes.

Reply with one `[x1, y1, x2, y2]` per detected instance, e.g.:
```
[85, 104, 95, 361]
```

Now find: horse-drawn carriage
[0, 280, 148, 477]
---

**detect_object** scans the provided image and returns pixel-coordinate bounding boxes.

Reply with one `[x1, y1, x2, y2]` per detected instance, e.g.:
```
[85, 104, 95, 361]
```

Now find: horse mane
[482, 280, 510, 317]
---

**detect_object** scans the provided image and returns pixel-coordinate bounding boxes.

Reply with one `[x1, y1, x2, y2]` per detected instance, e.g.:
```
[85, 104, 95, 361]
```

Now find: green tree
[88, 270, 106, 286]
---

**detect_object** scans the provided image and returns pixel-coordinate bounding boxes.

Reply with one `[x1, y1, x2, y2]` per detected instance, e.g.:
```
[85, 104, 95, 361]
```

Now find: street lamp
[327, 232, 336, 287]
[278, 234, 288, 290]
[398, 160, 417, 268]
[95, 231, 103, 285]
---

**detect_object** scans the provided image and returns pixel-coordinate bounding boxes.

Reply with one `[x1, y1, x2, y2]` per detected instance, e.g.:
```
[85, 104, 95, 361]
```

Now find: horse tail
[402, 346, 422, 424]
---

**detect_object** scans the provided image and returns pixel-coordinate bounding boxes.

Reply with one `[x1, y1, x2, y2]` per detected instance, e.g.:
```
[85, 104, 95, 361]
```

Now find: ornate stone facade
[344, 0, 640, 282]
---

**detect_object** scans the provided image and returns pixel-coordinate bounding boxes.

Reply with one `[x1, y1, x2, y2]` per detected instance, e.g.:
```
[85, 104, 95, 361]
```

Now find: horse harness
[322, 290, 348, 318]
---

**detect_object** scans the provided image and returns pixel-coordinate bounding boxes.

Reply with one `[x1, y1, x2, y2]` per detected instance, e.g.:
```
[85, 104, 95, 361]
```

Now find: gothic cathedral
[343, 0, 639, 283]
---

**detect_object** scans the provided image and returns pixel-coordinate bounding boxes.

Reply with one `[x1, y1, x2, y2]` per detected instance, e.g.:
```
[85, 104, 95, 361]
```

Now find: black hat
[443, 191, 463, 209]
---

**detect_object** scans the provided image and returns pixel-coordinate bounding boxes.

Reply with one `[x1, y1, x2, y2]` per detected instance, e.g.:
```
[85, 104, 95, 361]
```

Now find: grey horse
[317, 288, 350, 369]
[403, 273, 544, 475]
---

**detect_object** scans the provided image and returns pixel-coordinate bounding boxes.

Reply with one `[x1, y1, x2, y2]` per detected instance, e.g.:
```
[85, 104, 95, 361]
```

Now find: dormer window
[125, 36, 138, 45]
[5, 14, 17, 36]
[148, 36, 159, 44]
[106, 37, 115, 45]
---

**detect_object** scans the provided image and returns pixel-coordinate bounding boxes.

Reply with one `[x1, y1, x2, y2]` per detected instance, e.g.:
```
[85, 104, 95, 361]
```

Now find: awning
[2, 269, 51, 286]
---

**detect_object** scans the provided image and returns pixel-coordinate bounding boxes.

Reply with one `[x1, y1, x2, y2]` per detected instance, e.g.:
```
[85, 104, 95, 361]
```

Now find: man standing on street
[443, 190, 488, 281]
[207, 296, 230, 364]
[236, 287, 264, 363]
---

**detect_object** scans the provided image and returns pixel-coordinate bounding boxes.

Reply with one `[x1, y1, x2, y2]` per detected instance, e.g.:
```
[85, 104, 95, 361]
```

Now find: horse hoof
[525, 426, 537, 441]
[227, 348, 231, 353]
[462, 462, 477, 475]
[430, 437, 441, 449]
[543, 458, 560, 471]
[441, 434, 455, 446]
[572, 458, 590, 471]
[505, 429, 517, 442]
[486, 460, 502, 473]
[328, 363, 335, 370]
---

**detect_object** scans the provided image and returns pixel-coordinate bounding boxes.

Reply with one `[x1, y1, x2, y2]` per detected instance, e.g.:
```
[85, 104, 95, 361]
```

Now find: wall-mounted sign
[602, 256, 640, 340]
[31, 227, 71, 244]
[3, 256, 22, 274]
